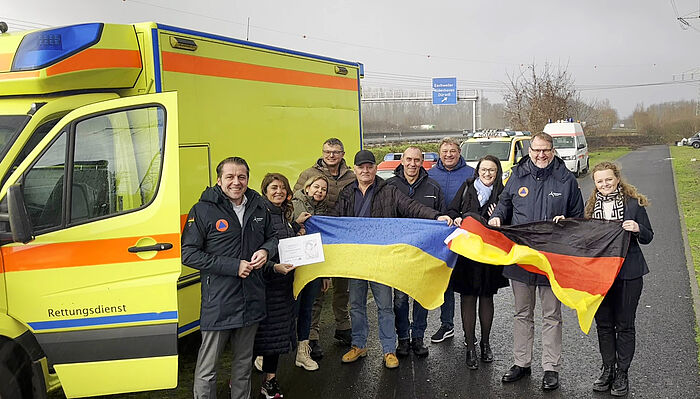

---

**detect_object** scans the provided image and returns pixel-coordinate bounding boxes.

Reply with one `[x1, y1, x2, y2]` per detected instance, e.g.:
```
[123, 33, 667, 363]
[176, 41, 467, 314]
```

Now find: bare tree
[504, 62, 577, 132]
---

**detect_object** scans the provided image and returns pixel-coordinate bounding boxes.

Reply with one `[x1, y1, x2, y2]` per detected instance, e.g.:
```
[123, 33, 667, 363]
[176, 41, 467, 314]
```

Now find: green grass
[669, 146, 700, 362]
[588, 147, 631, 168]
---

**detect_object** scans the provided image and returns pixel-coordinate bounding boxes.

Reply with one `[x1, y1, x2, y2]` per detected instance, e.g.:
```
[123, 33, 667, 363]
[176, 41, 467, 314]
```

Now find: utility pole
[672, 68, 700, 116]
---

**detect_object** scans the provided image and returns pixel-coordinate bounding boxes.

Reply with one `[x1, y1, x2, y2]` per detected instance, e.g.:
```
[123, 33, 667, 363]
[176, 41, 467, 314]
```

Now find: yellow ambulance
[0, 22, 362, 398]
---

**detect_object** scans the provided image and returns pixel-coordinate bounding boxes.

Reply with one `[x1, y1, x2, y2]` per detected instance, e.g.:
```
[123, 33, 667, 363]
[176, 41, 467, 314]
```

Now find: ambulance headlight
[12, 23, 103, 71]
[561, 155, 576, 160]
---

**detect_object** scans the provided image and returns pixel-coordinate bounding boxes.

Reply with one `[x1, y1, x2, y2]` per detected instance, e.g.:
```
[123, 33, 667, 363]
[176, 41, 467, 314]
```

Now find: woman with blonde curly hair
[585, 162, 653, 397]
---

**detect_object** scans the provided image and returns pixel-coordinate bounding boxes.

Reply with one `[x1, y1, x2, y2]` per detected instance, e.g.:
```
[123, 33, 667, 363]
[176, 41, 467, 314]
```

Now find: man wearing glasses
[489, 132, 584, 391]
[294, 138, 356, 357]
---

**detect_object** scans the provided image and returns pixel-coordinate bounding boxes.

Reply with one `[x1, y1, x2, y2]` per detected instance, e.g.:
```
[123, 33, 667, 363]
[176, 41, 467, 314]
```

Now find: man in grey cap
[335, 150, 453, 369]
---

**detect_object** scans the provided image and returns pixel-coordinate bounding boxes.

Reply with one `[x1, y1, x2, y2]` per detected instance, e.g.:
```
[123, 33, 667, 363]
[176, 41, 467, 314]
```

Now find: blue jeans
[349, 279, 396, 354]
[296, 278, 322, 341]
[394, 290, 428, 340]
[439, 288, 455, 329]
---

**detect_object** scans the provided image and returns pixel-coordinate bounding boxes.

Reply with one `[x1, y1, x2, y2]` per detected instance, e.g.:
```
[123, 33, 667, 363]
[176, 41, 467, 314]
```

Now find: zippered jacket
[181, 185, 278, 330]
[491, 156, 584, 285]
[387, 165, 445, 212]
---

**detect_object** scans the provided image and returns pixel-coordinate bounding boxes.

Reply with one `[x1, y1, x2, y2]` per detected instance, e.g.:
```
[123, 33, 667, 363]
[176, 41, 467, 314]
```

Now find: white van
[543, 120, 589, 177]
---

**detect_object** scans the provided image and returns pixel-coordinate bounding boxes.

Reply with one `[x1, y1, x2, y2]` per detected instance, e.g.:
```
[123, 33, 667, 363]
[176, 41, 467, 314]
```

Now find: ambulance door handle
[128, 243, 174, 253]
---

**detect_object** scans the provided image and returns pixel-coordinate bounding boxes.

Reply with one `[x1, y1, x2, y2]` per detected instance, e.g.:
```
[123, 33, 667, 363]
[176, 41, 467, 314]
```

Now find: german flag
[445, 215, 630, 333]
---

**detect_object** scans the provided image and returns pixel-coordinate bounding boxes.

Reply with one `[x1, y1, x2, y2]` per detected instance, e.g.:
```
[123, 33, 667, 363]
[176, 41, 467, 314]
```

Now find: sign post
[432, 77, 457, 105]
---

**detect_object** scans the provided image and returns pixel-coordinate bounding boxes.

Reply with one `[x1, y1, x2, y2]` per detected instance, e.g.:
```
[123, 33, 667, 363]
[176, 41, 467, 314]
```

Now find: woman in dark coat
[254, 173, 311, 399]
[585, 162, 653, 397]
[447, 154, 509, 370]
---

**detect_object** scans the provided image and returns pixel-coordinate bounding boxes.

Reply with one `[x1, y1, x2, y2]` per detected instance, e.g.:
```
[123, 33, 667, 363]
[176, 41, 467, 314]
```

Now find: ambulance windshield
[0, 115, 30, 158]
[552, 136, 575, 149]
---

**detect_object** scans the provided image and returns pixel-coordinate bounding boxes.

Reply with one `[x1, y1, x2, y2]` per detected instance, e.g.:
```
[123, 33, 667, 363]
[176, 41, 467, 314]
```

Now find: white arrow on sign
[441, 96, 448, 103]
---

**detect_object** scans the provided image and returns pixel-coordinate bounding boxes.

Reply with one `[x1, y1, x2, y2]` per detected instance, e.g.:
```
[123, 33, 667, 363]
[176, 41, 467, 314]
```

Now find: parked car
[686, 132, 700, 149]
[460, 130, 531, 183]
[376, 151, 439, 179]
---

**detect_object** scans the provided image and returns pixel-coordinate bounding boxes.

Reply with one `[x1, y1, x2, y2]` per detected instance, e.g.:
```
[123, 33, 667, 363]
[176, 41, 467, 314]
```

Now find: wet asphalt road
[248, 146, 699, 398]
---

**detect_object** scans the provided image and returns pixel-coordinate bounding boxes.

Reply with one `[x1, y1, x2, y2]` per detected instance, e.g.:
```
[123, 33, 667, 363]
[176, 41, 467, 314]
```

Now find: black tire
[583, 158, 590, 174]
[693, 142, 700, 149]
[0, 361, 23, 399]
[574, 162, 581, 178]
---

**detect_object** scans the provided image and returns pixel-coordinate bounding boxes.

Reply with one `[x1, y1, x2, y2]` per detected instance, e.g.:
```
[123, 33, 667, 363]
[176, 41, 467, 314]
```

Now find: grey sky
[4, 0, 700, 117]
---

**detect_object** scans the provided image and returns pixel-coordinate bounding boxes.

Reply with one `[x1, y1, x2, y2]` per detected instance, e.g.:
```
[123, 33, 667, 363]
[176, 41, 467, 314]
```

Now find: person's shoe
[465, 349, 479, 370]
[341, 346, 367, 363]
[260, 377, 284, 399]
[593, 364, 615, 392]
[480, 342, 494, 363]
[430, 325, 454, 343]
[542, 371, 560, 391]
[411, 338, 429, 357]
[295, 340, 319, 371]
[610, 369, 628, 397]
[254, 355, 263, 372]
[396, 338, 411, 357]
[502, 365, 531, 383]
[334, 328, 352, 346]
[309, 339, 324, 360]
[384, 353, 399, 369]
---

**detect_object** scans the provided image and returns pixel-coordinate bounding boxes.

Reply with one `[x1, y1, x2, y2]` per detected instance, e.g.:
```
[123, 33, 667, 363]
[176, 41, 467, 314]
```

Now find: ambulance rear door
[1, 92, 181, 398]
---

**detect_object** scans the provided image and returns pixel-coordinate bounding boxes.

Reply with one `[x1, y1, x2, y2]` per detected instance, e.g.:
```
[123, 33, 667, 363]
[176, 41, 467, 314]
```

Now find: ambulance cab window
[70, 106, 164, 223]
[22, 133, 67, 231]
[0, 115, 30, 159]
[1, 118, 61, 187]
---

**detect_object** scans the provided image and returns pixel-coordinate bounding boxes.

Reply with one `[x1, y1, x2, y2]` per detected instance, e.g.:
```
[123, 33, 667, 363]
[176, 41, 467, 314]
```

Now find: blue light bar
[12, 23, 104, 71]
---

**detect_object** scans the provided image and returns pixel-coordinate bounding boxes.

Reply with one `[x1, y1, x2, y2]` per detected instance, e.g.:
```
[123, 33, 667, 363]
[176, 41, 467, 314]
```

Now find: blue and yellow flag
[293, 216, 458, 309]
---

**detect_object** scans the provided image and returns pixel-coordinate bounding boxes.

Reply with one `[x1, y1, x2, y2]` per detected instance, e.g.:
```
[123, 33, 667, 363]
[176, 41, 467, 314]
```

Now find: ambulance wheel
[693, 142, 700, 149]
[0, 361, 23, 399]
[583, 159, 590, 174]
[574, 162, 581, 177]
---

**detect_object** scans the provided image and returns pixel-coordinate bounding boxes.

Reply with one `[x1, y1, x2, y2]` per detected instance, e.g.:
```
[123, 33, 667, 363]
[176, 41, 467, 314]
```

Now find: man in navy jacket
[182, 157, 281, 399]
[428, 137, 475, 344]
[489, 133, 584, 391]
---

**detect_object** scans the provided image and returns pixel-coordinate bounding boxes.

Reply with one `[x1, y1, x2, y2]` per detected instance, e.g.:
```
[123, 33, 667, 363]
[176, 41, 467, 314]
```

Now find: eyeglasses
[530, 147, 553, 154]
[479, 168, 498, 174]
[323, 150, 344, 156]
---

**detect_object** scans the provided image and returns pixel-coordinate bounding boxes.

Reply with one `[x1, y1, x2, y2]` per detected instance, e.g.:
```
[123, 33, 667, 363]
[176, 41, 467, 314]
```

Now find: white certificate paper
[278, 233, 325, 267]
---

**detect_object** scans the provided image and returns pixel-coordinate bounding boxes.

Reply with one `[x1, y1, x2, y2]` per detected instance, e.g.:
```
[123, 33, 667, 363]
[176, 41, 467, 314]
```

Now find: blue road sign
[432, 77, 457, 105]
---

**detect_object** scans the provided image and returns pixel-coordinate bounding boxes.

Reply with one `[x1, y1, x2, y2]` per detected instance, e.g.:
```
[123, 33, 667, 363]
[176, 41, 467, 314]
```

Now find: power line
[0, 16, 50, 27]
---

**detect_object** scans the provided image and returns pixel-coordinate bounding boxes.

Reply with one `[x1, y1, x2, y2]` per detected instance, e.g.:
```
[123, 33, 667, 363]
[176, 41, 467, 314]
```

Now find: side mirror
[6, 184, 34, 244]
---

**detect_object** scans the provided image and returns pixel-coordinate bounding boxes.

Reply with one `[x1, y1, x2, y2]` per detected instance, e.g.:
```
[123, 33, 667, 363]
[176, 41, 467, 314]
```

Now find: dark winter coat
[428, 157, 475, 209]
[293, 158, 355, 207]
[254, 198, 300, 356]
[586, 197, 653, 280]
[181, 186, 278, 330]
[491, 156, 584, 286]
[387, 165, 445, 212]
[335, 176, 441, 219]
[447, 177, 509, 295]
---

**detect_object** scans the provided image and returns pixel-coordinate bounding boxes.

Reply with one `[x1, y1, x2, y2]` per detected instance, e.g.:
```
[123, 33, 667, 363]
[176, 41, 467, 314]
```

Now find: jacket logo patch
[518, 187, 529, 197]
[253, 217, 263, 223]
[215, 219, 229, 232]
[548, 191, 562, 197]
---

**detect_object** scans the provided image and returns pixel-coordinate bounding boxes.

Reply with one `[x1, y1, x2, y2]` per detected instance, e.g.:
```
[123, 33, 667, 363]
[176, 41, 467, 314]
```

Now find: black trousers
[594, 277, 643, 371]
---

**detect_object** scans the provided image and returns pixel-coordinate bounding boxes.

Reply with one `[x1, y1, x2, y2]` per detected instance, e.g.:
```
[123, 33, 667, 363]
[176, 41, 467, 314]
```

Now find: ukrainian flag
[293, 216, 458, 309]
